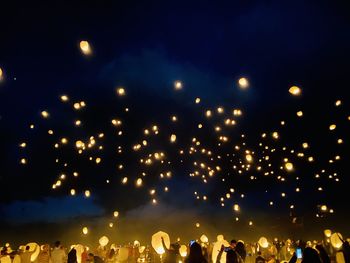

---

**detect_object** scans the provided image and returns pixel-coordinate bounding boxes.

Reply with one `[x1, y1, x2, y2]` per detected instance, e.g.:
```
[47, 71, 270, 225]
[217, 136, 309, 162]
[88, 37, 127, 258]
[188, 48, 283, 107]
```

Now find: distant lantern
[84, 190, 91, 198]
[200, 234, 209, 243]
[116, 87, 126, 97]
[170, 134, 177, 143]
[99, 236, 109, 247]
[233, 204, 240, 212]
[179, 245, 188, 257]
[289, 86, 301, 96]
[151, 231, 170, 255]
[324, 229, 332, 238]
[41, 111, 50, 119]
[285, 162, 293, 171]
[70, 189, 76, 196]
[195, 223, 200, 228]
[258, 237, 269, 248]
[136, 178, 143, 187]
[245, 154, 253, 163]
[82, 227, 88, 235]
[79, 40, 91, 55]
[238, 77, 249, 89]
[0, 67, 3, 80]
[329, 124, 336, 131]
[174, 81, 183, 90]
[330, 233, 343, 249]
[113, 211, 119, 218]
[60, 95, 69, 102]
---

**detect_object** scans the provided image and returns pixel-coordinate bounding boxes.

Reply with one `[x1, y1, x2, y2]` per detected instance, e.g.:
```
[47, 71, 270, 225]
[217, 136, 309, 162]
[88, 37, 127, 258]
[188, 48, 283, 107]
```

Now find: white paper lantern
[324, 229, 332, 238]
[200, 234, 209, 243]
[151, 231, 170, 255]
[258, 237, 269, 248]
[331, 233, 343, 249]
[99, 236, 109, 247]
[25, 243, 40, 262]
[179, 245, 188, 257]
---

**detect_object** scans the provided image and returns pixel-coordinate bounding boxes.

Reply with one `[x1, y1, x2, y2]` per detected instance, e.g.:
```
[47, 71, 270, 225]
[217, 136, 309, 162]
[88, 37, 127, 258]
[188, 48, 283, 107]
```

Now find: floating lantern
[331, 233, 343, 249]
[99, 236, 109, 247]
[324, 229, 332, 238]
[151, 231, 170, 255]
[289, 86, 301, 96]
[179, 245, 187, 257]
[200, 234, 209, 243]
[238, 77, 249, 89]
[79, 41, 91, 55]
[258, 237, 269, 248]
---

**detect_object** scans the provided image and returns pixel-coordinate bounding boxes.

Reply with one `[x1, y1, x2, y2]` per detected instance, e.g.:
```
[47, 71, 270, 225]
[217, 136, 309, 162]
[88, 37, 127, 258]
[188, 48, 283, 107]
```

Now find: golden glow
[296, 111, 303, 117]
[136, 178, 143, 187]
[289, 86, 301, 96]
[79, 41, 91, 55]
[113, 211, 119, 217]
[174, 81, 183, 90]
[238, 77, 249, 89]
[0, 67, 3, 80]
[84, 190, 91, 198]
[195, 97, 201, 104]
[116, 87, 126, 96]
[82, 227, 88, 235]
[170, 134, 177, 143]
[329, 124, 336, 130]
[41, 111, 50, 118]
[285, 162, 293, 171]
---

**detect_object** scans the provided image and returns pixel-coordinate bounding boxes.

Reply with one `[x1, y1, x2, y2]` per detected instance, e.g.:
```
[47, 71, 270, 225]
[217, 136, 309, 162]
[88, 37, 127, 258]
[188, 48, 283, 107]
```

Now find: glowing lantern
[151, 231, 170, 255]
[74, 244, 84, 263]
[134, 240, 140, 247]
[195, 223, 200, 228]
[25, 243, 40, 262]
[331, 233, 343, 249]
[297, 111, 303, 117]
[174, 81, 183, 90]
[245, 154, 253, 163]
[70, 189, 76, 196]
[195, 98, 201, 104]
[0, 67, 3, 80]
[200, 234, 209, 243]
[113, 211, 119, 218]
[82, 227, 88, 235]
[329, 124, 336, 131]
[238, 77, 249, 89]
[116, 87, 126, 96]
[79, 41, 91, 55]
[233, 204, 240, 212]
[179, 245, 187, 257]
[324, 229, 332, 238]
[41, 111, 50, 118]
[99, 236, 109, 247]
[289, 86, 301, 96]
[285, 162, 293, 171]
[84, 190, 91, 198]
[212, 236, 230, 263]
[258, 237, 269, 248]
[109, 222, 113, 228]
[170, 134, 177, 143]
[60, 95, 69, 102]
[321, 205, 328, 212]
[136, 178, 143, 187]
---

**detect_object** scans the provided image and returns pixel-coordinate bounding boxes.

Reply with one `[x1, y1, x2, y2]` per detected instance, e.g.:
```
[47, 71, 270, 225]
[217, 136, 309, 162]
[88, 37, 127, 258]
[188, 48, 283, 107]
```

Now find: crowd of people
[1, 236, 350, 263]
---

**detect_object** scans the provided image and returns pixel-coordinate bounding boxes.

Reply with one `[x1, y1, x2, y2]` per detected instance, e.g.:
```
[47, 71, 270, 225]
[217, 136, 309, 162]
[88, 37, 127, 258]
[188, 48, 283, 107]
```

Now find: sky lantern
[25, 243, 40, 262]
[233, 204, 240, 212]
[258, 237, 269, 248]
[82, 227, 88, 235]
[0, 67, 4, 81]
[179, 245, 187, 257]
[329, 124, 336, 130]
[238, 77, 249, 89]
[245, 154, 253, 163]
[79, 40, 91, 55]
[212, 236, 230, 263]
[200, 234, 209, 243]
[84, 190, 91, 198]
[116, 87, 126, 96]
[174, 80, 183, 90]
[289, 86, 301, 96]
[113, 211, 119, 218]
[324, 229, 332, 238]
[41, 111, 50, 119]
[285, 162, 294, 171]
[151, 231, 170, 255]
[99, 236, 109, 247]
[170, 134, 177, 143]
[331, 233, 343, 249]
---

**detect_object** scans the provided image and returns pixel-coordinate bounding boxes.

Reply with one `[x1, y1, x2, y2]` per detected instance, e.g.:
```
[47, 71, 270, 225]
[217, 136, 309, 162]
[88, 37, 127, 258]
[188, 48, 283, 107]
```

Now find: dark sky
[1, 1, 350, 243]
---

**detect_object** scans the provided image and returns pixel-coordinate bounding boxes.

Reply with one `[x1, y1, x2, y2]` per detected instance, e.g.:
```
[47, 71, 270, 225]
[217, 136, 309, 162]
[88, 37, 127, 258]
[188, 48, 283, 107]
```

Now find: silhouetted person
[235, 242, 246, 262]
[256, 251, 265, 263]
[51, 241, 66, 263]
[161, 237, 178, 263]
[185, 242, 207, 263]
[20, 246, 32, 263]
[315, 245, 330, 263]
[301, 247, 321, 263]
[68, 249, 77, 263]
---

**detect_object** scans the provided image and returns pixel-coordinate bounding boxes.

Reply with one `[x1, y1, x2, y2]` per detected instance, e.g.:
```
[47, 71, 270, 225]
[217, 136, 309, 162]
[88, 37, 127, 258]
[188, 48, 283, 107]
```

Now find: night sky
[1, 1, 350, 244]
